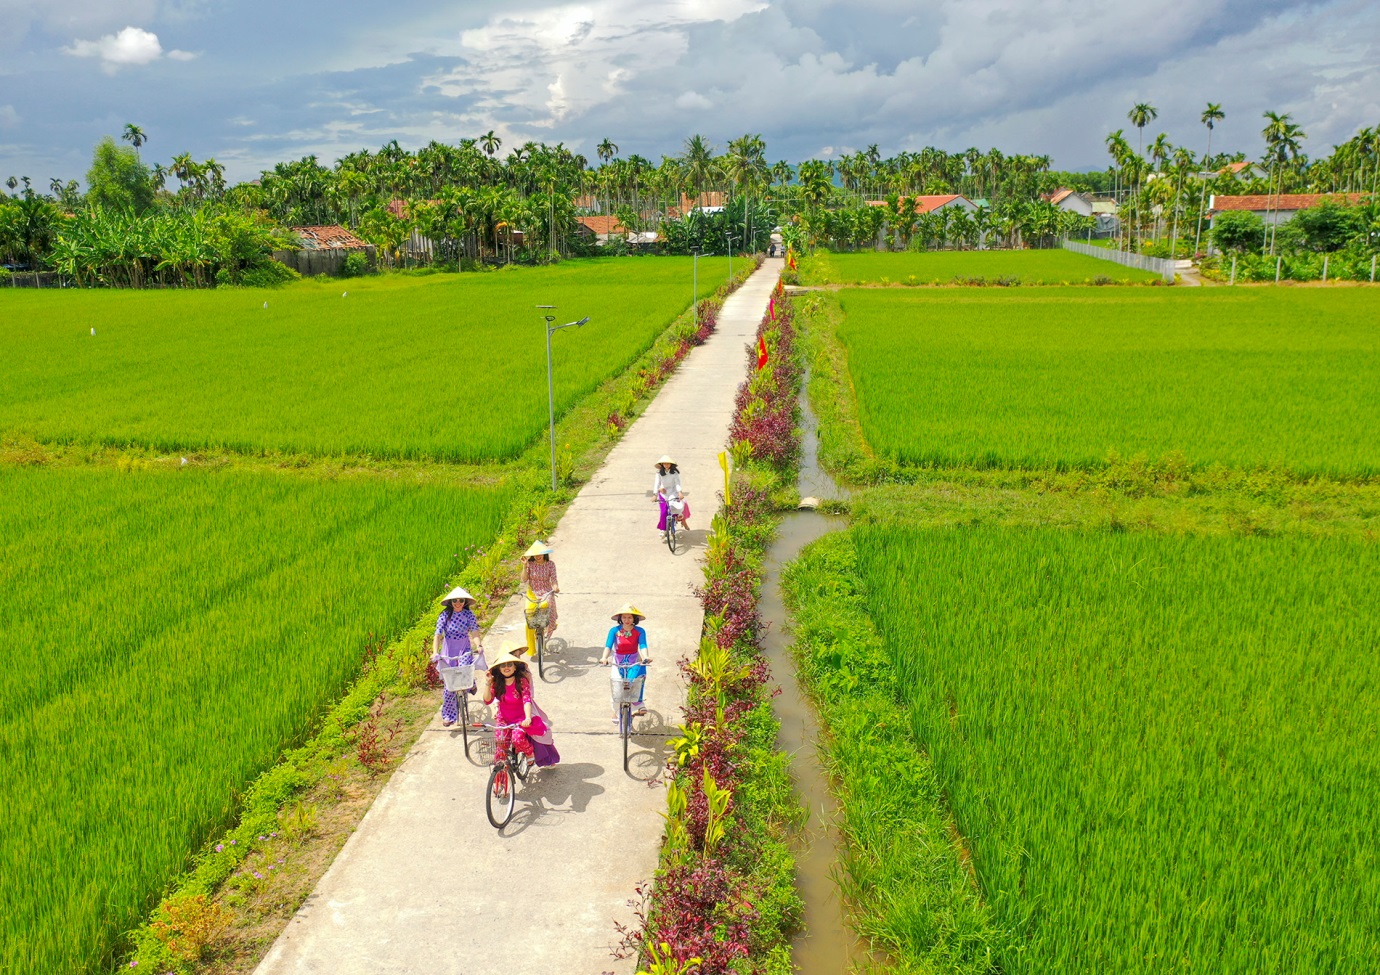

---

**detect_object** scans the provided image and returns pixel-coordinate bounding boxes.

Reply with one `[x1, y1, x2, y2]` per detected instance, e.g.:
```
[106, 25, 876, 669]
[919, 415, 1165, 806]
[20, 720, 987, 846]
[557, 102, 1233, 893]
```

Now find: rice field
[0, 258, 729, 462]
[799, 249, 1162, 285]
[835, 287, 1380, 476]
[0, 464, 512, 975]
[851, 523, 1380, 974]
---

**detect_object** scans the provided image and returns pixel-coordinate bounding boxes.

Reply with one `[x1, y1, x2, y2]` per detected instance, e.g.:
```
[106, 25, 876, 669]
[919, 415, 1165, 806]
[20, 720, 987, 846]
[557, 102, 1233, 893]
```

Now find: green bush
[341, 252, 370, 278]
[0, 268, 11, 285]
[1211, 210, 1266, 253]
[240, 261, 300, 288]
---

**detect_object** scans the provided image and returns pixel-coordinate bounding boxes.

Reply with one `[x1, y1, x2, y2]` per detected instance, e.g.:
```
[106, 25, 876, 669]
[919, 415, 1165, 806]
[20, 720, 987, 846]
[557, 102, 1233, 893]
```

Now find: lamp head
[575, 316, 590, 327]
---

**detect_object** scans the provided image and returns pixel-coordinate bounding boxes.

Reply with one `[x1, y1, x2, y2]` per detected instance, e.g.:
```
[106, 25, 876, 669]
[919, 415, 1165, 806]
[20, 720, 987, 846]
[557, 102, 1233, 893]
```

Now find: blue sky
[1, 0, 1376, 186]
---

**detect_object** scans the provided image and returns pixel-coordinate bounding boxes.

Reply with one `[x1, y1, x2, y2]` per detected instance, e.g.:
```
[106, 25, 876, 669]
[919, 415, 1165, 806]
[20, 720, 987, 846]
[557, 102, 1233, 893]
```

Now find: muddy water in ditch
[760, 379, 865, 972]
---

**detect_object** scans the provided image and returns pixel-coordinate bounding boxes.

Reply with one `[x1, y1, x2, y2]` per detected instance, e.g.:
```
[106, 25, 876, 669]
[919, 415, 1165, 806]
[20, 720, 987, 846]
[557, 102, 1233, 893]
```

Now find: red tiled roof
[1220, 161, 1257, 174]
[864, 194, 969, 214]
[666, 191, 727, 217]
[290, 225, 370, 249]
[1047, 188, 1075, 205]
[576, 215, 627, 235]
[1210, 193, 1366, 214]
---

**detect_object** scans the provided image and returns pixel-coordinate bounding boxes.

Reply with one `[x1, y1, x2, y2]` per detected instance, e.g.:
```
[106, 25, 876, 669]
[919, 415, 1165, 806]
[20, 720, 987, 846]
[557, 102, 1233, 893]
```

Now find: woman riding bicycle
[432, 587, 483, 728]
[654, 455, 690, 532]
[601, 604, 652, 718]
[482, 641, 559, 767]
[519, 540, 560, 656]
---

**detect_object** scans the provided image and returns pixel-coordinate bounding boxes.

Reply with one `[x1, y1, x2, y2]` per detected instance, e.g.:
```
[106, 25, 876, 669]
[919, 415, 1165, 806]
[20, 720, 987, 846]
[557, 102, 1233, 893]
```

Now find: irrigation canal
[759, 370, 867, 972]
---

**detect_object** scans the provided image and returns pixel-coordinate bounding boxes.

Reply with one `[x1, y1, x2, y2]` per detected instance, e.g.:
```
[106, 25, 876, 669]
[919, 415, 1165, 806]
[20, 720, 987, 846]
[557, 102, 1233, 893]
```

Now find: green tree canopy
[1211, 209, 1265, 252]
[86, 137, 154, 214]
[1291, 200, 1366, 252]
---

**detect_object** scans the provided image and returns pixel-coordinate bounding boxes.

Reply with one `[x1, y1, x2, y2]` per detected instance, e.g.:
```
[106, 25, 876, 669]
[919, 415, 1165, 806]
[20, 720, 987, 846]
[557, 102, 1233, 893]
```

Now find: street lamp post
[726, 233, 737, 281]
[691, 248, 700, 331]
[539, 306, 590, 491]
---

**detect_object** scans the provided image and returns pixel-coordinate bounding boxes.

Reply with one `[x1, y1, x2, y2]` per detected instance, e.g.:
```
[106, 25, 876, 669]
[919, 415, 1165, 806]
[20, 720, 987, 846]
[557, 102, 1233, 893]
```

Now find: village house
[1208, 192, 1367, 226]
[274, 225, 375, 276]
[1044, 188, 1094, 217]
[574, 215, 659, 246]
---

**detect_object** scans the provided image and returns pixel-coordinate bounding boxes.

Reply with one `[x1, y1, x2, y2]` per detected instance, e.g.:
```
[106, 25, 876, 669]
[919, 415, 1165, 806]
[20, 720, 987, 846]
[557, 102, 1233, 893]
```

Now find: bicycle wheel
[621, 702, 632, 772]
[514, 751, 533, 782]
[458, 692, 470, 755]
[486, 763, 515, 829]
[534, 628, 546, 680]
[666, 521, 677, 554]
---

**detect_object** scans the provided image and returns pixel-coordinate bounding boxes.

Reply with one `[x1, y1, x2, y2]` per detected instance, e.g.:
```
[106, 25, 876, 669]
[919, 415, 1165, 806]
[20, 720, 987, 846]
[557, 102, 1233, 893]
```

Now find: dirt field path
[253, 257, 783, 975]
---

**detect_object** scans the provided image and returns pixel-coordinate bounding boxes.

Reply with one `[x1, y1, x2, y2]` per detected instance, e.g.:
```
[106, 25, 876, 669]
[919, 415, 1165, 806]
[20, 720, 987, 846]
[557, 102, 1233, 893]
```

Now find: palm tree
[1105, 130, 1131, 248]
[1193, 103, 1225, 255]
[1260, 111, 1306, 254]
[479, 131, 501, 159]
[1169, 146, 1196, 257]
[122, 124, 147, 159]
[680, 135, 716, 210]
[1127, 103, 1157, 249]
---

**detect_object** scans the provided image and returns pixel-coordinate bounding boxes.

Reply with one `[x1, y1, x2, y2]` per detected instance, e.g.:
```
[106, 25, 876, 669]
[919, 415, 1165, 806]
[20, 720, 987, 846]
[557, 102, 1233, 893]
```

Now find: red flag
[768, 296, 776, 321]
[757, 334, 769, 370]
[787, 252, 797, 270]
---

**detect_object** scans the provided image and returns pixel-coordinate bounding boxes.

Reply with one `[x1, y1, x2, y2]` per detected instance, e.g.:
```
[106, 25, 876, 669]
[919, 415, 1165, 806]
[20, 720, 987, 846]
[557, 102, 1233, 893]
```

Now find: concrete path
[254, 257, 783, 975]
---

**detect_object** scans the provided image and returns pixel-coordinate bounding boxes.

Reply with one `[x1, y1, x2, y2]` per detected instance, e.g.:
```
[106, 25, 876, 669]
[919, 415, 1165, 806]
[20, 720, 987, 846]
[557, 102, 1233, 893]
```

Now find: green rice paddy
[848, 524, 1379, 974]
[0, 464, 512, 975]
[799, 249, 1162, 285]
[835, 287, 1380, 476]
[0, 258, 729, 462]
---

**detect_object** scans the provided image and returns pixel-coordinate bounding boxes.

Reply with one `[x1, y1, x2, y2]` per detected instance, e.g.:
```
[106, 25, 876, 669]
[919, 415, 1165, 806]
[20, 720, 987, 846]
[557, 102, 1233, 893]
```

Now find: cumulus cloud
[675, 91, 713, 111]
[63, 25, 195, 72]
[421, 0, 766, 127]
[0, 105, 21, 128]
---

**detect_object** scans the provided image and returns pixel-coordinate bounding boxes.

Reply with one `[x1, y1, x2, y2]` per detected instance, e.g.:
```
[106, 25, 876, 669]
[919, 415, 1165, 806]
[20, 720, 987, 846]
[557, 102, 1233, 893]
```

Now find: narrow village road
[254, 257, 783, 975]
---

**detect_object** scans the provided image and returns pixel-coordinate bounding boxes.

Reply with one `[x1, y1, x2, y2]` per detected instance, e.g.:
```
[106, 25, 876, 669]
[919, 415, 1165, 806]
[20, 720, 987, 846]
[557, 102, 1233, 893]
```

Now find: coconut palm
[1193, 103, 1225, 254]
[122, 124, 148, 159]
[680, 135, 716, 210]
[1127, 104, 1157, 248]
[1260, 111, 1306, 254]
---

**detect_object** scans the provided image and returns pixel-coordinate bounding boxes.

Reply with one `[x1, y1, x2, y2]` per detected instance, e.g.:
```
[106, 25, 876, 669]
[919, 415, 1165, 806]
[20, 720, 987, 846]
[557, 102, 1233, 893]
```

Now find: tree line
[2, 113, 1377, 287]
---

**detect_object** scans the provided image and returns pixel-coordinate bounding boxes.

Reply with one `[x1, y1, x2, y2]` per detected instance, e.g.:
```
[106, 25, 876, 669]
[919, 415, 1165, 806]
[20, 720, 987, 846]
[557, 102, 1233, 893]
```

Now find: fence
[2, 270, 62, 288]
[1061, 238, 1175, 283]
[271, 245, 377, 278]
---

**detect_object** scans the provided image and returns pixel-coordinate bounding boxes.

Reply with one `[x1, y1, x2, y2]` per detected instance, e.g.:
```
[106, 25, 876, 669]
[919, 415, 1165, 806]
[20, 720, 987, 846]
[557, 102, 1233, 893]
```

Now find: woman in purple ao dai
[432, 587, 484, 727]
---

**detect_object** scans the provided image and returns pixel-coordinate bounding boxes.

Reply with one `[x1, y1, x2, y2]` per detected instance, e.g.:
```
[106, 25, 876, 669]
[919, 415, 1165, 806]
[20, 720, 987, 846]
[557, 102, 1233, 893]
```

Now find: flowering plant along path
[254, 258, 784, 975]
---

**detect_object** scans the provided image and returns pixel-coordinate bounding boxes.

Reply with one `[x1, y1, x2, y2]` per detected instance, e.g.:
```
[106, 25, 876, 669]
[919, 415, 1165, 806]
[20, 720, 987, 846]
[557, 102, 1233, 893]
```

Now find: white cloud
[420, 0, 766, 128]
[0, 105, 20, 127]
[63, 25, 195, 72]
[675, 91, 712, 110]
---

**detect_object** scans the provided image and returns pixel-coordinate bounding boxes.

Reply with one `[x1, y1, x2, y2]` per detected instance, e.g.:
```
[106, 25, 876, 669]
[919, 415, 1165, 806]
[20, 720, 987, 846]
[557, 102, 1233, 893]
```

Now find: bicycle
[524, 589, 552, 680]
[609, 665, 648, 773]
[659, 494, 685, 554]
[435, 662, 476, 755]
[482, 721, 534, 829]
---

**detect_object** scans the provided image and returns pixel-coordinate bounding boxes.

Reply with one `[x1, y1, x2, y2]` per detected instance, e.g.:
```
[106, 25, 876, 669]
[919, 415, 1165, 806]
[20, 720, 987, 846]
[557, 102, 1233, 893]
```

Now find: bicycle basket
[525, 605, 550, 629]
[436, 663, 474, 692]
[609, 672, 645, 704]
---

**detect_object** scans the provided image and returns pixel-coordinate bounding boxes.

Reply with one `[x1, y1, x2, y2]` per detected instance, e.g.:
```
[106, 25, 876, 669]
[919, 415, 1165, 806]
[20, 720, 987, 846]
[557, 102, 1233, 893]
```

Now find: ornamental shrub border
[118, 261, 761, 975]
[618, 281, 806, 975]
